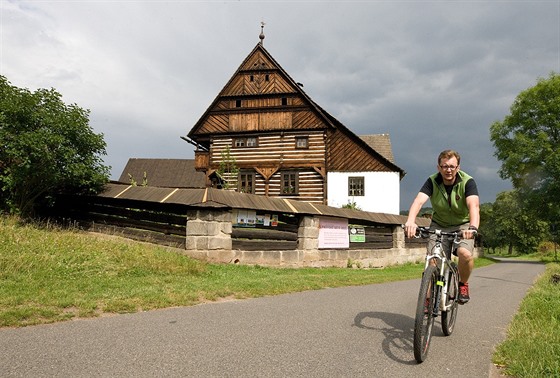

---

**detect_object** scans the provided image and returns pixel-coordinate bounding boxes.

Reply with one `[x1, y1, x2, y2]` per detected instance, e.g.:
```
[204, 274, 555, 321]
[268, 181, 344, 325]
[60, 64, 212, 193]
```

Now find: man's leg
[457, 246, 473, 282]
[457, 246, 473, 304]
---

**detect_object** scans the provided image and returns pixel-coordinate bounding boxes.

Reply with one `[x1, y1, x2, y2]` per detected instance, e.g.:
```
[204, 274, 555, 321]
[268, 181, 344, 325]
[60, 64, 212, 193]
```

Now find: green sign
[349, 227, 365, 242]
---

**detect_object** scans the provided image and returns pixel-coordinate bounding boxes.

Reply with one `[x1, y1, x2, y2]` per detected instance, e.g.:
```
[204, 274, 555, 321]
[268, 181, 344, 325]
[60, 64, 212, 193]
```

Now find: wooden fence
[50, 193, 425, 253]
[51, 194, 189, 248]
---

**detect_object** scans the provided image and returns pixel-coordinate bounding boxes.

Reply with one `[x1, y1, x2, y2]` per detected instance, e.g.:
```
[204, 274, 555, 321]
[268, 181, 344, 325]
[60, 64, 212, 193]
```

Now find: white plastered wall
[327, 171, 400, 214]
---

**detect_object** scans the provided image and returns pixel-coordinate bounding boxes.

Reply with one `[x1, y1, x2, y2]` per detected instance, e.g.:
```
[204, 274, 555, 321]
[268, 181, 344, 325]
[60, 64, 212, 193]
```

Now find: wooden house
[184, 34, 405, 214]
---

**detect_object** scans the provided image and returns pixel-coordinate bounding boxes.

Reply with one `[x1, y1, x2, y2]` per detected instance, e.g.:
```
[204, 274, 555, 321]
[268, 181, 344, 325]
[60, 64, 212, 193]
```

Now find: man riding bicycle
[404, 150, 480, 304]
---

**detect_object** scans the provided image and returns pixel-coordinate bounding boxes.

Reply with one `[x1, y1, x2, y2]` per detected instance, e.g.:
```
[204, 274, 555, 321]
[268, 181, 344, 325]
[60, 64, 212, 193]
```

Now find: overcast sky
[2, 0, 559, 211]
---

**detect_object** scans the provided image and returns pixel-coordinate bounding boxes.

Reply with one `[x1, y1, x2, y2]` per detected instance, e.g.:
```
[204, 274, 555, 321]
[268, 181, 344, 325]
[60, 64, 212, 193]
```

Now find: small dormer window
[236, 99, 242, 108]
[250, 75, 254, 82]
[281, 97, 288, 106]
[265, 74, 270, 81]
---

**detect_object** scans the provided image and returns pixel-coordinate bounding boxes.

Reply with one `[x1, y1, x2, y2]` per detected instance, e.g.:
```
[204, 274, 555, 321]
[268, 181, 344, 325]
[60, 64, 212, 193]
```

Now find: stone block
[260, 251, 282, 265]
[297, 238, 318, 251]
[187, 220, 207, 236]
[243, 251, 264, 264]
[211, 249, 235, 263]
[208, 235, 232, 250]
[222, 222, 232, 234]
[281, 250, 301, 264]
[212, 211, 233, 223]
[206, 222, 222, 236]
[299, 216, 318, 228]
[298, 226, 319, 239]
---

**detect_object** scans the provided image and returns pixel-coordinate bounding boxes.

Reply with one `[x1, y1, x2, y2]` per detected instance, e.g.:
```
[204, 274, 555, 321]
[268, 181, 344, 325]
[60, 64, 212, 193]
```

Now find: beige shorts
[427, 222, 474, 257]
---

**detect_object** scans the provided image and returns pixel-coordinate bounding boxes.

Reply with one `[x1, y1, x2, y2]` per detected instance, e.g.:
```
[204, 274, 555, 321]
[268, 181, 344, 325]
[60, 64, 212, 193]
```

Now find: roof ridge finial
[259, 21, 266, 45]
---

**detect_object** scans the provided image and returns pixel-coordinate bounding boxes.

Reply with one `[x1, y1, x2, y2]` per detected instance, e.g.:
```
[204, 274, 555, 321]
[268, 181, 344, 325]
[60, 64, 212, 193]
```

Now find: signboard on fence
[232, 209, 277, 227]
[318, 217, 349, 248]
[349, 226, 365, 242]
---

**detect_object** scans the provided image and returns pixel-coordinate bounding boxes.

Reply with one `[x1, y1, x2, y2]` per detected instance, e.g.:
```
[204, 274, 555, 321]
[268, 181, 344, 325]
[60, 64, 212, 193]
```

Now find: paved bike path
[0, 260, 544, 377]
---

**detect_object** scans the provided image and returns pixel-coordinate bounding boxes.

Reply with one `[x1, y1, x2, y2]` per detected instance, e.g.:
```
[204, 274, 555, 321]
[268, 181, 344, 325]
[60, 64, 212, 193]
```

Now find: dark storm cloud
[2, 1, 558, 209]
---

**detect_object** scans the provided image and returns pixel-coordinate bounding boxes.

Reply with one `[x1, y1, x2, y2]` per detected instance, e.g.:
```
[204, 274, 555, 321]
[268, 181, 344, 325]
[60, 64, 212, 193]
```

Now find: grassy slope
[493, 263, 560, 377]
[1, 216, 448, 327]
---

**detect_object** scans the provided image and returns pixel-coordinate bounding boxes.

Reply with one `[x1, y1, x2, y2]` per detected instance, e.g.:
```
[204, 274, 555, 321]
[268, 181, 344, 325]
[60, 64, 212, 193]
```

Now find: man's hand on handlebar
[462, 227, 478, 240]
[404, 221, 418, 239]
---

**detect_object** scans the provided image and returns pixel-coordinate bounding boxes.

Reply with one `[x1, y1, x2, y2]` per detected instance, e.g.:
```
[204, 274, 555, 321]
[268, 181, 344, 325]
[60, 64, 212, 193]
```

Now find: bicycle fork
[431, 264, 449, 317]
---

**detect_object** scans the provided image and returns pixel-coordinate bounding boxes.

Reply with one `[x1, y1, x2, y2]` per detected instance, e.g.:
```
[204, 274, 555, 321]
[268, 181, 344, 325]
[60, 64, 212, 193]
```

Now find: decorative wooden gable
[187, 43, 332, 145]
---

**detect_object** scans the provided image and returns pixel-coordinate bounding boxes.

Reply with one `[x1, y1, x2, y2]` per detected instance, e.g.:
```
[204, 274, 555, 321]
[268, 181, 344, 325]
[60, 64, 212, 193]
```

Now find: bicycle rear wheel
[413, 265, 438, 363]
[442, 262, 459, 336]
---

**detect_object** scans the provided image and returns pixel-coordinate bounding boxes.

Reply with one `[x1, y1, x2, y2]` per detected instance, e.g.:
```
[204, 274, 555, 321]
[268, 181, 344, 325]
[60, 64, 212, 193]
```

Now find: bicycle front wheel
[442, 262, 459, 336]
[413, 265, 438, 363]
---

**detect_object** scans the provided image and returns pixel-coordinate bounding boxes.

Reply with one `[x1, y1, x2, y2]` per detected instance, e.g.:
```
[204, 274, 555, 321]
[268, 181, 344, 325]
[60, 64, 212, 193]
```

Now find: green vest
[429, 170, 472, 227]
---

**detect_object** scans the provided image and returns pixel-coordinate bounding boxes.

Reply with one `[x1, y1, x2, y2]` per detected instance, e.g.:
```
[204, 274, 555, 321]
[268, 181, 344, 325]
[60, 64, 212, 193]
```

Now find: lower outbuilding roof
[99, 183, 428, 227]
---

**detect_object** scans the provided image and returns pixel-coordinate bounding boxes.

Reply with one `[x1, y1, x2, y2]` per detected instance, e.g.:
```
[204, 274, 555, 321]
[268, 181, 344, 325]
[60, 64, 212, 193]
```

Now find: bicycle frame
[423, 229, 460, 315]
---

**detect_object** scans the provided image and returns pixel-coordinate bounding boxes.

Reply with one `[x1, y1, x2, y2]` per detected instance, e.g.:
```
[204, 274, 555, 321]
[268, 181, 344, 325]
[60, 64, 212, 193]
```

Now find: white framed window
[247, 137, 258, 147]
[234, 137, 258, 148]
[348, 176, 365, 196]
[295, 136, 308, 149]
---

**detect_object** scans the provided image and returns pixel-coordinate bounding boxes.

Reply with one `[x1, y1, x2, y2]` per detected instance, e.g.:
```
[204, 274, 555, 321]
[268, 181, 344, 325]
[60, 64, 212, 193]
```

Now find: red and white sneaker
[458, 282, 470, 304]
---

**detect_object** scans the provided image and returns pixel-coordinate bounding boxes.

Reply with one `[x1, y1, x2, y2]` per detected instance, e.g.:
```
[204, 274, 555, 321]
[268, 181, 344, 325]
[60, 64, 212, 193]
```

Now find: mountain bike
[410, 226, 466, 363]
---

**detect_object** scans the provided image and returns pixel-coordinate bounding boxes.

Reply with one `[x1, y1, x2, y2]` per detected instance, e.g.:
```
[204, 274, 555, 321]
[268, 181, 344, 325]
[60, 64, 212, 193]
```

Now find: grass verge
[0, 216, 494, 328]
[493, 262, 560, 377]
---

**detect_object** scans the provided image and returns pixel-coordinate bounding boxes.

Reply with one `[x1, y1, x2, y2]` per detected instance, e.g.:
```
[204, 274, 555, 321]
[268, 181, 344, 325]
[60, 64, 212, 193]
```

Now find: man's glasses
[439, 165, 457, 171]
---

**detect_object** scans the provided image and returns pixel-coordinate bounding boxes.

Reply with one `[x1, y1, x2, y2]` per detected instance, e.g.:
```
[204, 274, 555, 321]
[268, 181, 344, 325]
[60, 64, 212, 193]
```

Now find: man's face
[438, 156, 460, 185]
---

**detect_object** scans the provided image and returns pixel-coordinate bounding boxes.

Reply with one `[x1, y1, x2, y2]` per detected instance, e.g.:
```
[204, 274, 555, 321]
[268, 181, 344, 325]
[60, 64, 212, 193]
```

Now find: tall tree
[490, 191, 548, 254]
[0, 76, 109, 216]
[490, 72, 560, 223]
[479, 202, 503, 254]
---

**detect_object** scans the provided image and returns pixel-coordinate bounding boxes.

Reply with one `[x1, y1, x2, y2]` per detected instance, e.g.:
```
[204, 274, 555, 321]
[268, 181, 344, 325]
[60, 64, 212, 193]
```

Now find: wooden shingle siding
[292, 110, 326, 130]
[222, 52, 297, 97]
[197, 114, 229, 134]
[327, 129, 391, 172]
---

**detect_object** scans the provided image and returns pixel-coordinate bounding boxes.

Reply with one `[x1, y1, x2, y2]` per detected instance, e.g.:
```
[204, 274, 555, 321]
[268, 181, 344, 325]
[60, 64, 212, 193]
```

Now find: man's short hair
[438, 150, 461, 165]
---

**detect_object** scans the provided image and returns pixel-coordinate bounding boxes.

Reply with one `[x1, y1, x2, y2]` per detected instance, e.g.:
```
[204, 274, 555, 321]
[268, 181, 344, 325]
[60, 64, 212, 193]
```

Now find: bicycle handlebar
[401, 225, 477, 239]
[415, 227, 461, 239]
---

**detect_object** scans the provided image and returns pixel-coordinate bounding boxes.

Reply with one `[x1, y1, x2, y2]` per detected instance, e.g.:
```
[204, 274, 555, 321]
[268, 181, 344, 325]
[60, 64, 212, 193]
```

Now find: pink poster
[318, 217, 349, 249]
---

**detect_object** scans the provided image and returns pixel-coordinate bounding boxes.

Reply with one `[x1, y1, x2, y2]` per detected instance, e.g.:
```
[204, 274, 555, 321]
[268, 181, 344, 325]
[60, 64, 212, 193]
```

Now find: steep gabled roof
[186, 43, 337, 140]
[184, 41, 405, 178]
[117, 158, 206, 188]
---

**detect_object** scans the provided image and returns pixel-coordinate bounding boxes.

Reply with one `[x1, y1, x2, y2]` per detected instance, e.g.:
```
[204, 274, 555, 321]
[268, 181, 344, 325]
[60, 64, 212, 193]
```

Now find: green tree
[0, 76, 109, 216]
[490, 191, 548, 254]
[490, 72, 560, 224]
[479, 202, 504, 254]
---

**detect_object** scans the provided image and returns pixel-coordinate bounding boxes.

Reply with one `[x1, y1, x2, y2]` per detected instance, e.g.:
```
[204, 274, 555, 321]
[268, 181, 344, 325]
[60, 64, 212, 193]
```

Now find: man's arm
[464, 194, 480, 239]
[404, 192, 429, 238]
